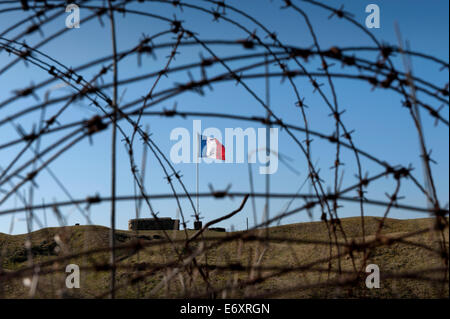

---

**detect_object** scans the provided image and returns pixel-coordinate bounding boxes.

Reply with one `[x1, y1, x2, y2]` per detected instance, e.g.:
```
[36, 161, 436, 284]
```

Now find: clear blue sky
[0, 0, 448, 234]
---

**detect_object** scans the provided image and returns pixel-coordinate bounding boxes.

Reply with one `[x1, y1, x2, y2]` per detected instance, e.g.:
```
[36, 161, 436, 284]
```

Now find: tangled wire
[0, 0, 448, 299]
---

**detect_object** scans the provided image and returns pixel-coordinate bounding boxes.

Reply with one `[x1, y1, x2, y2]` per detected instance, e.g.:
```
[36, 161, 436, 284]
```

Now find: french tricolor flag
[200, 135, 225, 161]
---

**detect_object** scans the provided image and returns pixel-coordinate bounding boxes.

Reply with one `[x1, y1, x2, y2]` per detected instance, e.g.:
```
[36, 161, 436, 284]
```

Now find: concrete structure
[209, 227, 226, 232]
[128, 218, 180, 231]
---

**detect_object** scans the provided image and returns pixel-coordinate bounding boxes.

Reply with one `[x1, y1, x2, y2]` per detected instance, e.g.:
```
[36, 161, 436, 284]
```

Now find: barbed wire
[0, 0, 448, 299]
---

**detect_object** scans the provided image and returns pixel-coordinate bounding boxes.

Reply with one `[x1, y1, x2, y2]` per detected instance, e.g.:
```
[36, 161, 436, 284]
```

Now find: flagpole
[265, 53, 270, 228]
[196, 133, 200, 217]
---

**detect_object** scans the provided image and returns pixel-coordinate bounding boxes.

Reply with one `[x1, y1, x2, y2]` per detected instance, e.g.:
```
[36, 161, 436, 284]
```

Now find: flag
[200, 135, 225, 160]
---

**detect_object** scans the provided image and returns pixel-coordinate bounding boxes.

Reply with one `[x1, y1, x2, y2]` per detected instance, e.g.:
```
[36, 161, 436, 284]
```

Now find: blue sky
[0, 0, 448, 234]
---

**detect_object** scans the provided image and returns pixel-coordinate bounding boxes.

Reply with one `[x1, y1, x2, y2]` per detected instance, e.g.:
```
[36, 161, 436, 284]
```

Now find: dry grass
[1, 216, 447, 299]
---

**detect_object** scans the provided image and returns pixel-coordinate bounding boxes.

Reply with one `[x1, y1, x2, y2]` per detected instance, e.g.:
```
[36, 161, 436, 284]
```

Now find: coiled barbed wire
[0, 0, 448, 299]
